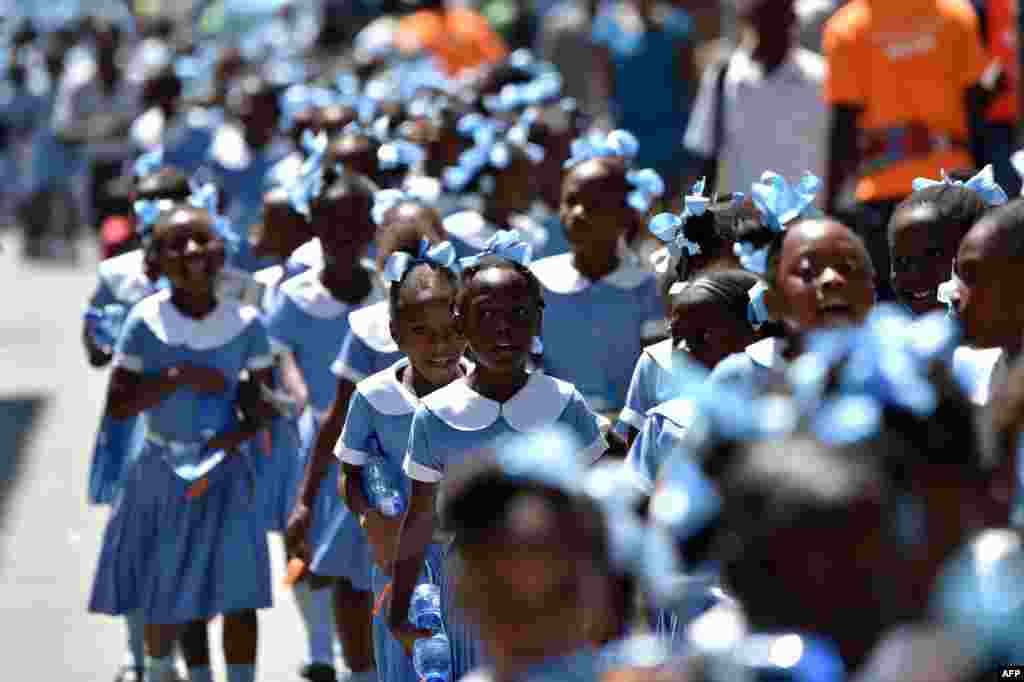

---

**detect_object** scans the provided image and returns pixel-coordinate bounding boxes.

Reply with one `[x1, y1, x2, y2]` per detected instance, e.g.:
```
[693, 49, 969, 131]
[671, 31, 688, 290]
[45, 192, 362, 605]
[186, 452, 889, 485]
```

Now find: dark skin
[888, 204, 960, 316]
[560, 159, 634, 282]
[388, 267, 543, 654]
[483, 152, 536, 229]
[768, 220, 876, 334]
[328, 135, 382, 186]
[235, 89, 280, 152]
[954, 216, 1024, 355]
[249, 188, 313, 261]
[343, 269, 468, 571]
[669, 286, 756, 370]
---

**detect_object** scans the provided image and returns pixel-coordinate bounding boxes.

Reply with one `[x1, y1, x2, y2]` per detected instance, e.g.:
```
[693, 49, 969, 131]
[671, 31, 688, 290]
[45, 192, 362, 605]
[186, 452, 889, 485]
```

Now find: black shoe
[300, 662, 338, 682]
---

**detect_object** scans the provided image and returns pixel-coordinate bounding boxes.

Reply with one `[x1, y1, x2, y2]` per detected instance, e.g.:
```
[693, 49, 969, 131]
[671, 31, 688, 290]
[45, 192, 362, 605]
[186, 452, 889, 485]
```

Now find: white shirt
[684, 47, 827, 199]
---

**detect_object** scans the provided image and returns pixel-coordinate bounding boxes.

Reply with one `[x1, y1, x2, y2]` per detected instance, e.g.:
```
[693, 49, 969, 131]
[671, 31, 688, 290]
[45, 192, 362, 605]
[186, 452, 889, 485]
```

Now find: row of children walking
[81, 40, 1024, 682]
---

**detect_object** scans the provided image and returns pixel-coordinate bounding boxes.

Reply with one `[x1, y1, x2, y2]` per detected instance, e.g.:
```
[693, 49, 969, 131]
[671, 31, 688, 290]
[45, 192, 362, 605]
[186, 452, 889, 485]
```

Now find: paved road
[0, 234, 337, 681]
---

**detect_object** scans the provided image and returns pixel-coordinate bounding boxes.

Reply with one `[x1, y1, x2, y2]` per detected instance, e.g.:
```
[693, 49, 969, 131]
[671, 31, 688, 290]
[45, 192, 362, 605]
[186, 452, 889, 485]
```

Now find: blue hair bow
[564, 129, 639, 169]
[482, 71, 563, 113]
[912, 165, 1009, 207]
[733, 240, 770, 276]
[188, 179, 241, 250]
[288, 130, 329, 222]
[626, 169, 666, 213]
[648, 178, 711, 257]
[133, 198, 175, 242]
[383, 239, 459, 283]
[751, 170, 821, 232]
[371, 184, 439, 226]
[377, 139, 426, 172]
[134, 146, 164, 179]
[747, 280, 770, 330]
[443, 116, 544, 195]
[459, 229, 533, 269]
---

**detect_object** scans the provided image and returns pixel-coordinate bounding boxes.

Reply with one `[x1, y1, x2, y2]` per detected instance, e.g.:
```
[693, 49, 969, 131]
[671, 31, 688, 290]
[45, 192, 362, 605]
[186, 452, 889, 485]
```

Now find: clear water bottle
[85, 304, 128, 350]
[413, 634, 451, 682]
[409, 583, 443, 631]
[362, 450, 406, 518]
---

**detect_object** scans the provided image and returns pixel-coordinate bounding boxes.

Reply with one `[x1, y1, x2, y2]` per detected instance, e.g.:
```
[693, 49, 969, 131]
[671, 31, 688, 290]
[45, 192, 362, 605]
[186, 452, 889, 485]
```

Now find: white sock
[123, 610, 145, 670]
[188, 665, 214, 682]
[226, 663, 256, 682]
[142, 656, 175, 682]
[293, 581, 336, 665]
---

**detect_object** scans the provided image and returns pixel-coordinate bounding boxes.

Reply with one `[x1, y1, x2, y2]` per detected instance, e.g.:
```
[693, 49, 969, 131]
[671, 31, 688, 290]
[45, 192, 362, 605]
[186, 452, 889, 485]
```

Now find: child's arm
[824, 104, 861, 215]
[106, 365, 228, 419]
[83, 323, 112, 368]
[387, 480, 439, 654]
[277, 349, 309, 415]
[208, 367, 276, 452]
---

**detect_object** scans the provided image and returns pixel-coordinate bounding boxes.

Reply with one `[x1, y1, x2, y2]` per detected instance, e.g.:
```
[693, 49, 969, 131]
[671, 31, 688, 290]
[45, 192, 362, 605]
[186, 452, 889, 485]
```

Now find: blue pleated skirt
[87, 412, 146, 505]
[308, 486, 373, 592]
[89, 440, 273, 624]
[259, 413, 305, 533]
[370, 543, 444, 682]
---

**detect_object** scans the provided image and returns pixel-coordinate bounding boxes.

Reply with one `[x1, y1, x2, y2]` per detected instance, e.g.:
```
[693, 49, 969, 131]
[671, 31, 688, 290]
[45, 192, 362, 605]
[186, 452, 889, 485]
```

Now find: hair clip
[751, 170, 821, 232]
[134, 146, 164, 179]
[648, 178, 710, 257]
[626, 169, 666, 213]
[564, 129, 639, 169]
[459, 229, 533, 269]
[383, 239, 458, 283]
[912, 164, 1009, 207]
[747, 281, 770, 330]
[288, 130, 329, 222]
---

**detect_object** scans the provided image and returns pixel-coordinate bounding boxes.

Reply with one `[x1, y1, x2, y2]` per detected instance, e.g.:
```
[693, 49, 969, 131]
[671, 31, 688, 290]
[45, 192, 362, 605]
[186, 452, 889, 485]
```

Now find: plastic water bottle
[362, 451, 406, 518]
[413, 634, 451, 682]
[409, 583, 443, 631]
[84, 304, 127, 350]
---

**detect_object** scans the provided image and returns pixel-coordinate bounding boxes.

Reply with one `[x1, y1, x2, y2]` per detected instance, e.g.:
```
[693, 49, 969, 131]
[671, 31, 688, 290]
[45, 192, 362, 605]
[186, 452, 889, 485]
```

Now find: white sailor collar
[360, 357, 475, 416]
[348, 301, 398, 354]
[421, 372, 575, 432]
[139, 289, 260, 350]
[98, 249, 155, 304]
[531, 252, 652, 295]
[289, 238, 323, 269]
[649, 396, 698, 429]
[443, 210, 547, 251]
[644, 338, 676, 372]
[280, 267, 382, 319]
[745, 337, 787, 371]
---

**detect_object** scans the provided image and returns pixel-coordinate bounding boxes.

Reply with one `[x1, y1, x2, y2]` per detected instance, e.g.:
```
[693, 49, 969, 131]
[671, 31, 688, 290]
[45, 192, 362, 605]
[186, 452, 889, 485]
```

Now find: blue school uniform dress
[708, 337, 787, 391]
[265, 267, 381, 586]
[89, 291, 275, 623]
[330, 358, 456, 682]
[86, 250, 166, 505]
[624, 397, 695, 493]
[617, 339, 706, 437]
[209, 124, 293, 273]
[442, 209, 550, 261]
[404, 373, 608, 679]
[531, 253, 664, 414]
[330, 301, 405, 385]
[462, 647, 600, 682]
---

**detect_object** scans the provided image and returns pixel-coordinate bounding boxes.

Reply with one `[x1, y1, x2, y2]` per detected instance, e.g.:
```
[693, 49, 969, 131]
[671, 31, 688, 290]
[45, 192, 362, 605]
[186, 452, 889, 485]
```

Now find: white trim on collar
[644, 338, 676, 372]
[531, 252, 652, 295]
[649, 396, 699, 429]
[745, 337, 786, 370]
[290, 238, 323, 269]
[98, 249, 154, 304]
[421, 372, 575, 432]
[280, 268, 355, 319]
[138, 289, 260, 350]
[359, 358, 420, 416]
[349, 301, 399, 354]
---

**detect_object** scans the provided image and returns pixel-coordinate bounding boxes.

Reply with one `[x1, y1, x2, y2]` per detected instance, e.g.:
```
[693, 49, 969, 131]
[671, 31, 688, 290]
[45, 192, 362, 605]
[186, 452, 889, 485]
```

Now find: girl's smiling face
[391, 266, 467, 387]
[889, 205, 959, 316]
[669, 287, 754, 370]
[560, 159, 634, 256]
[156, 209, 225, 295]
[458, 265, 542, 374]
[776, 220, 876, 332]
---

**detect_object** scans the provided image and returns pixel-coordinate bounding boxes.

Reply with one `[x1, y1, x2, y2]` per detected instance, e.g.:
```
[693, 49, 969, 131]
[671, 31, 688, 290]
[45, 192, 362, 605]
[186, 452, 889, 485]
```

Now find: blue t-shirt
[403, 373, 608, 484]
[113, 290, 274, 442]
[532, 253, 665, 413]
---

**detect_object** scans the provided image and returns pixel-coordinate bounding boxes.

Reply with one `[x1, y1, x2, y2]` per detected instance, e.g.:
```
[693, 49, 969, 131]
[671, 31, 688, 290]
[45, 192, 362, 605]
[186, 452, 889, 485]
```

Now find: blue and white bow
[459, 229, 533, 269]
[288, 130, 329, 222]
[751, 170, 822, 232]
[626, 169, 666, 213]
[279, 84, 333, 132]
[564, 129, 639, 169]
[133, 198, 175, 242]
[648, 178, 711, 257]
[343, 117, 391, 144]
[747, 280, 771, 330]
[912, 164, 1009, 207]
[383, 239, 459, 283]
[733, 240, 770, 276]
[482, 70, 563, 113]
[377, 139, 426, 172]
[134, 146, 164, 179]
[443, 115, 544, 195]
[188, 180, 241, 249]
[371, 184, 439, 226]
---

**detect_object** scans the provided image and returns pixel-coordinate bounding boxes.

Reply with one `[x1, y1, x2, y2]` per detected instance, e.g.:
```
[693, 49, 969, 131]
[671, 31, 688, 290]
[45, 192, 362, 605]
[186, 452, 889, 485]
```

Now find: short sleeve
[88, 279, 117, 310]
[403, 408, 444, 483]
[625, 412, 688, 491]
[112, 309, 151, 374]
[265, 296, 300, 357]
[332, 330, 376, 383]
[563, 391, 609, 463]
[683, 63, 719, 158]
[618, 353, 655, 431]
[244, 317, 274, 371]
[335, 390, 375, 465]
[822, 18, 867, 106]
[707, 352, 756, 387]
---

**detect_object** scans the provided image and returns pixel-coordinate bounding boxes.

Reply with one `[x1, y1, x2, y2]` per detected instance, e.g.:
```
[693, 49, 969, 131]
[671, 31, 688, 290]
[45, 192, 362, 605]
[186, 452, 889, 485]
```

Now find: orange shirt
[823, 0, 990, 201]
[396, 8, 509, 77]
[983, 0, 1020, 122]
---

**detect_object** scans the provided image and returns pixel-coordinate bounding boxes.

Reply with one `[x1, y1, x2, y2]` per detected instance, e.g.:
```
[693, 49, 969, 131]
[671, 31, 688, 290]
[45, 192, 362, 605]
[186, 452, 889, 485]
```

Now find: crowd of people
[6, 0, 1024, 681]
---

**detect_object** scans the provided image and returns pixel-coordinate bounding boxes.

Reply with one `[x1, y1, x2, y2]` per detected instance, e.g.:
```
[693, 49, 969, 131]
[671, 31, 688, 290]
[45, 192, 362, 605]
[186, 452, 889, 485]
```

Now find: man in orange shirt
[395, 0, 510, 77]
[822, 0, 995, 300]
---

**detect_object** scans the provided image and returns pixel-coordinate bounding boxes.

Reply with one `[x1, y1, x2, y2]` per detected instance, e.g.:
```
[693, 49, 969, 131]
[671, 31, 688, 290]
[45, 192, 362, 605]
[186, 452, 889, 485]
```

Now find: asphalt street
[0, 233, 339, 681]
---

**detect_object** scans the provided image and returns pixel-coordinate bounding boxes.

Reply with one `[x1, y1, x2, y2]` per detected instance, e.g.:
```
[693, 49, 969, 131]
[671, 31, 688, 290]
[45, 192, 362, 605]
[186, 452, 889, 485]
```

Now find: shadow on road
[0, 395, 48, 525]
